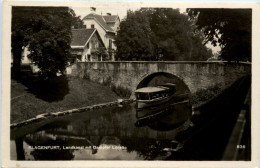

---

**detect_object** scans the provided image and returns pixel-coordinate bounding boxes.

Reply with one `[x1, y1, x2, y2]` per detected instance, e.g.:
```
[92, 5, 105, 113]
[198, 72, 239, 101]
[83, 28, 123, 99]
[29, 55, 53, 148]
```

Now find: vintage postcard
[1, 1, 260, 168]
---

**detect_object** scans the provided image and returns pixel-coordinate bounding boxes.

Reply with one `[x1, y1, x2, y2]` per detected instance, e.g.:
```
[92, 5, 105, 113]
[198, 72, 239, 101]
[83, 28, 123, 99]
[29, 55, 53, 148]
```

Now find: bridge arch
[136, 72, 191, 98]
[69, 61, 251, 98]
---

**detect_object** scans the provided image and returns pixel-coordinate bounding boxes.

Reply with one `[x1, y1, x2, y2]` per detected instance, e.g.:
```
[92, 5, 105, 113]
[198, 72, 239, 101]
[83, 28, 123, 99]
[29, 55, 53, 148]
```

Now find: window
[87, 43, 89, 49]
[91, 24, 95, 28]
[109, 39, 112, 49]
[92, 41, 95, 49]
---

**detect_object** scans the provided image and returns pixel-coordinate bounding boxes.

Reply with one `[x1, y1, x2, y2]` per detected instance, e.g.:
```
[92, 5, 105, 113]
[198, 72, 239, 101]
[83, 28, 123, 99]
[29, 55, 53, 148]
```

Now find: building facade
[71, 29, 107, 62]
[80, 7, 120, 61]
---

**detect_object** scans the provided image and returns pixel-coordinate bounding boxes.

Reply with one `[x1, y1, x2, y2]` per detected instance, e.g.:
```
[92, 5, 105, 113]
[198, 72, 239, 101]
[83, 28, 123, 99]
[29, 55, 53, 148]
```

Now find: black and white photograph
[1, 1, 260, 167]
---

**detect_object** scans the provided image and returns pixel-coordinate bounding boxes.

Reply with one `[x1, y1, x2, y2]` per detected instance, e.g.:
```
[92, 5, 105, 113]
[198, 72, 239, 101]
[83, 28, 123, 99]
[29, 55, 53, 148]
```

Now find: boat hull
[137, 96, 173, 109]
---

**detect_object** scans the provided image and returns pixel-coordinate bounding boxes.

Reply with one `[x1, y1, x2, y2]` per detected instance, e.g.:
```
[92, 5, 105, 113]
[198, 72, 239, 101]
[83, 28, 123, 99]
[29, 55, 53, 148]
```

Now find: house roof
[82, 13, 115, 32]
[71, 29, 96, 47]
[103, 15, 119, 23]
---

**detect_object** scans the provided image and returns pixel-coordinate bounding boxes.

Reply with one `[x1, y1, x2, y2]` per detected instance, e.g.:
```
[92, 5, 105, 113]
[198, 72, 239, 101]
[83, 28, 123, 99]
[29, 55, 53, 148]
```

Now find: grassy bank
[11, 76, 120, 124]
[190, 85, 222, 107]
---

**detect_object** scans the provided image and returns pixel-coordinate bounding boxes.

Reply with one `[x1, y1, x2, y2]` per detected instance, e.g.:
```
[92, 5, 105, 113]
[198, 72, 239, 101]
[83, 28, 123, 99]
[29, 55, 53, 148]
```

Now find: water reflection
[11, 103, 191, 160]
[136, 100, 191, 131]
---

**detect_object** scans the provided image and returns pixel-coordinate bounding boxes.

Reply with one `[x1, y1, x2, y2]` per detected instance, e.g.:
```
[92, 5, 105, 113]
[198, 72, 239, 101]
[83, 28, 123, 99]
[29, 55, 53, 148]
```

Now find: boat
[135, 83, 176, 109]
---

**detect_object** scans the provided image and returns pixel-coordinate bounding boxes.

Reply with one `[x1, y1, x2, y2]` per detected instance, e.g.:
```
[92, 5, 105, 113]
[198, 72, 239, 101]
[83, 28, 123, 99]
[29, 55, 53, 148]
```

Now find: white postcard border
[1, 1, 260, 168]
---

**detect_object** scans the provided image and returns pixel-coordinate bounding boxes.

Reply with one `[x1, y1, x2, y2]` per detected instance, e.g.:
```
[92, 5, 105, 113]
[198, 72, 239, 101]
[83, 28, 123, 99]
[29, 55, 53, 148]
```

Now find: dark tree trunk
[12, 46, 23, 79]
[15, 137, 25, 160]
[11, 35, 23, 79]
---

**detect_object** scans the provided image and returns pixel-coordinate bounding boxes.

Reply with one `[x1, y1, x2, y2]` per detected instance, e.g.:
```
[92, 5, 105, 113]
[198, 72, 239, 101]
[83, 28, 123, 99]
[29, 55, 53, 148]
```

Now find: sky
[71, 4, 186, 20]
[71, 3, 141, 20]
[71, 4, 220, 54]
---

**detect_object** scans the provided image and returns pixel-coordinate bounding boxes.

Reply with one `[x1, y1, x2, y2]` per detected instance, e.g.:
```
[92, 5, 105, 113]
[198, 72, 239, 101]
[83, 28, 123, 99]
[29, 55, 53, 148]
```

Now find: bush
[111, 85, 132, 98]
[190, 85, 222, 106]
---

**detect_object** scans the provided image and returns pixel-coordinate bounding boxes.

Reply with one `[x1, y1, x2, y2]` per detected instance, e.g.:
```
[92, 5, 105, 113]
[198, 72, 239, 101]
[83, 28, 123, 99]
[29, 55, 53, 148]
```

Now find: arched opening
[135, 72, 192, 130]
[137, 72, 191, 101]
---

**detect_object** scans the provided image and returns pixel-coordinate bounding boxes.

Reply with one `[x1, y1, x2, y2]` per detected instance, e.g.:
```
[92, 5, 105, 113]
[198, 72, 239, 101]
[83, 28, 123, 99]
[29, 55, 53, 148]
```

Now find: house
[102, 13, 120, 32]
[71, 28, 106, 62]
[81, 7, 120, 61]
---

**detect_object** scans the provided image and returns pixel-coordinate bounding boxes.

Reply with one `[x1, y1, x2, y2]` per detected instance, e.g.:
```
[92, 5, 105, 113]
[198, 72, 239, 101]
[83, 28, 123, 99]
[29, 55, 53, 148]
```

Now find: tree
[143, 8, 193, 61]
[115, 10, 155, 61]
[115, 8, 212, 61]
[12, 7, 79, 78]
[93, 47, 109, 61]
[70, 8, 84, 29]
[187, 9, 252, 62]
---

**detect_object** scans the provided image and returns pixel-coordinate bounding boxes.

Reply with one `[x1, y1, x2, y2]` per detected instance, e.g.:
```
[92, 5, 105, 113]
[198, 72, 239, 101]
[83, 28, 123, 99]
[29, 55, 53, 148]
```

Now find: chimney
[90, 7, 96, 12]
[106, 13, 111, 16]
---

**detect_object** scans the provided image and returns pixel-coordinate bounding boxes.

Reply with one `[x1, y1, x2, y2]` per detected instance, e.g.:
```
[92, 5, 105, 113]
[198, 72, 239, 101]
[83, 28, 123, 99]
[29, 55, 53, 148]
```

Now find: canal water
[11, 103, 192, 160]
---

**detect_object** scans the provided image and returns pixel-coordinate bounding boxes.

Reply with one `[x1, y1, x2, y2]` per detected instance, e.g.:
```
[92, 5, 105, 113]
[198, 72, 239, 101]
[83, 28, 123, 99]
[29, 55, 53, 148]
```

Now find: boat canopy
[135, 87, 168, 93]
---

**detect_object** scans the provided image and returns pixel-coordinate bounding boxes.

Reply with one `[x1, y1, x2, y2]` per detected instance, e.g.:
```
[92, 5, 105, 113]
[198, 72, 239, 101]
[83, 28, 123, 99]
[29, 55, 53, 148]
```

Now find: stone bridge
[68, 61, 251, 97]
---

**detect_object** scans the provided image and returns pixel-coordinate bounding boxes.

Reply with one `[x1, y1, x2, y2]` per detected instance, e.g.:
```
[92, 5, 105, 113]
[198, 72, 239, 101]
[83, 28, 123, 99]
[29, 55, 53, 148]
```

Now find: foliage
[108, 48, 115, 60]
[115, 8, 213, 61]
[189, 85, 222, 106]
[115, 10, 155, 60]
[12, 7, 79, 78]
[187, 9, 252, 62]
[111, 85, 132, 98]
[69, 8, 84, 29]
[144, 8, 192, 60]
[93, 47, 109, 61]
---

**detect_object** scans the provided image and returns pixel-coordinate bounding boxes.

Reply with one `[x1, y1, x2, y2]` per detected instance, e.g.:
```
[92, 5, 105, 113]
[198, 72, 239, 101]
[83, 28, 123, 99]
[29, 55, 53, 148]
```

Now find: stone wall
[68, 61, 251, 96]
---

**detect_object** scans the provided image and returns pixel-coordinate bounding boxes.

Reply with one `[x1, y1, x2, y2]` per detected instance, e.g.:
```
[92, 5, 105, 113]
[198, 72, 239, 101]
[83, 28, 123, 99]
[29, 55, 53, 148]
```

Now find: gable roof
[82, 13, 115, 32]
[71, 29, 97, 48]
[71, 28, 105, 49]
[103, 15, 119, 23]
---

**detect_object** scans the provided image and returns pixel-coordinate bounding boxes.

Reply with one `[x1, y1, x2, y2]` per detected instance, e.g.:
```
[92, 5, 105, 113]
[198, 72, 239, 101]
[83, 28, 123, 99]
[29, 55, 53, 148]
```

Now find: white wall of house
[21, 47, 31, 64]
[81, 46, 88, 61]
[13, 46, 40, 73]
[107, 18, 120, 32]
[114, 18, 120, 32]
[83, 18, 116, 53]
[74, 32, 106, 62]
[83, 19, 107, 47]
[81, 42, 96, 62]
